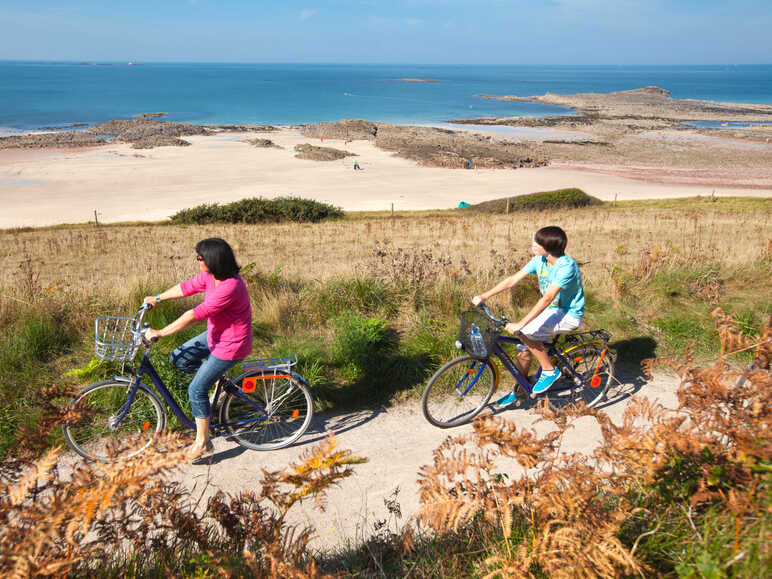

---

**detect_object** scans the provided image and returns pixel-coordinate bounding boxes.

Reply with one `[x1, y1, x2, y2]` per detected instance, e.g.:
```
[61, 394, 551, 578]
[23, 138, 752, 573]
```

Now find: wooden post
[94, 210, 99, 227]
[613, 193, 618, 207]
[506, 198, 510, 214]
[391, 203, 394, 218]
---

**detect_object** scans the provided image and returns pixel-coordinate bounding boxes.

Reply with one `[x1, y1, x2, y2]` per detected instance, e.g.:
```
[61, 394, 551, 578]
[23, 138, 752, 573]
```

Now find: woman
[144, 238, 252, 462]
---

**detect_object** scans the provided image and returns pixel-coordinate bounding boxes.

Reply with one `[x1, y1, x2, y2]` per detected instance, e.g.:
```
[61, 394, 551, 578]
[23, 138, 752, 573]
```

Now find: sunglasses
[196, 255, 204, 262]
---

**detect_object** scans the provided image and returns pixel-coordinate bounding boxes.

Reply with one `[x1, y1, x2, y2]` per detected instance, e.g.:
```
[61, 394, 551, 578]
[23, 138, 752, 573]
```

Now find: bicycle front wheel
[63, 380, 166, 462]
[221, 373, 313, 451]
[422, 356, 498, 428]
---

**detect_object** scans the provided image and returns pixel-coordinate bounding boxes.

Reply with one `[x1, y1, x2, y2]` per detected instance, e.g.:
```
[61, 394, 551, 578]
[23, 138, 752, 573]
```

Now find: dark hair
[534, 226, 568, 257]
[195, 238, 240, 280]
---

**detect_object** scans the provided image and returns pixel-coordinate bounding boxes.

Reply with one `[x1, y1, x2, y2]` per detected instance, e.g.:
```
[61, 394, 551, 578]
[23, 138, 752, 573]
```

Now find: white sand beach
[1, 127, 770, 228]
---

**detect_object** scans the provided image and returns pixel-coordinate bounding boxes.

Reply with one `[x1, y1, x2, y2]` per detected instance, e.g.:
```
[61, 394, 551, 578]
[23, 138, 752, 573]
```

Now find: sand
[1, 127, 770, 229]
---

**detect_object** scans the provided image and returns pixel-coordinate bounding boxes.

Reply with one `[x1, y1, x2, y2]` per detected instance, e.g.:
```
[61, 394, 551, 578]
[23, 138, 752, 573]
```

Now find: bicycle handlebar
[476, 302, 508, 326]
[135, 303, 157, 346]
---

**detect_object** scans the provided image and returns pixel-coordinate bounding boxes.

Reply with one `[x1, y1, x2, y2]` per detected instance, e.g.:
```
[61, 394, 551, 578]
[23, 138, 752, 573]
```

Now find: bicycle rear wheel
[220, 372, 313, 450]
[549, 345, 614, 409]
[63, 380, 166, 462]
[422, 356, 498, 428]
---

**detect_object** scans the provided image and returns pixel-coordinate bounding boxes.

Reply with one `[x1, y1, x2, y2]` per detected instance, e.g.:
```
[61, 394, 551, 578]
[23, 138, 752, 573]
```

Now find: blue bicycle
[63, 304, 313, 462]
[422, 305, 615, 428]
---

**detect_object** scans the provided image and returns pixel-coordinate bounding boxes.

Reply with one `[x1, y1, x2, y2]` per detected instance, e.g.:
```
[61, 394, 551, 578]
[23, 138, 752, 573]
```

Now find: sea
[1, 62, 771, 135]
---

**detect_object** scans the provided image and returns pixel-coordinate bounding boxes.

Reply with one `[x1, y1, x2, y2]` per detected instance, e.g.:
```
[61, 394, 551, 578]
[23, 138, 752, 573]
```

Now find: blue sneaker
[494, 391, 518, 408]
[531, 368, 562, 396]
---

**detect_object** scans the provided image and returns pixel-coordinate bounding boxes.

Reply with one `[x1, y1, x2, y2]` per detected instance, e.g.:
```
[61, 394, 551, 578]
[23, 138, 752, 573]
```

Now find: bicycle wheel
[63, 380, 166, 462]
[221, 372, 313, 450]
[422, 356, 498, 428]
[548, 345, 614, 409]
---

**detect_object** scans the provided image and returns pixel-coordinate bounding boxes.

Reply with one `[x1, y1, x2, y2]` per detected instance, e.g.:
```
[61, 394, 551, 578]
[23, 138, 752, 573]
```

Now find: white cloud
[299, 9, 317, 20]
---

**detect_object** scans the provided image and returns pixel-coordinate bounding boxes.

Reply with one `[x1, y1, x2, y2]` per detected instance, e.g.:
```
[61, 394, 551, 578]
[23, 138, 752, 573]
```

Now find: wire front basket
[458, 310, 503, 360]
[94, 315, 142, 362]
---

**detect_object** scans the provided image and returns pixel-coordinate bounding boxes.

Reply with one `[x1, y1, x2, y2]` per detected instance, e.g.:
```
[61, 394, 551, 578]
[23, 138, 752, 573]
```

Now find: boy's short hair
[534, 226, 568, 257]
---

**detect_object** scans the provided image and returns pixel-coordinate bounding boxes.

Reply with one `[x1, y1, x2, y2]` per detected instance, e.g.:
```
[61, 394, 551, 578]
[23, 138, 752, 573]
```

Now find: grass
[0, 200, 770, 455]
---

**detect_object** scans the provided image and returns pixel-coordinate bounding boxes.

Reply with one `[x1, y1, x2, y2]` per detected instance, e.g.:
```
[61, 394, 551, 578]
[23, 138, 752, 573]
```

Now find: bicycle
[63, 304, 314, 462]
[422, 304, 616, 428]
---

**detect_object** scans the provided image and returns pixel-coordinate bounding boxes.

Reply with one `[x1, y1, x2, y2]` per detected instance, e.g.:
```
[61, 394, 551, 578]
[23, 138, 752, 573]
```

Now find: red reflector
[291, 409, 300, 419]
[590, 376, 602, 388]
[142, 421, 150, 431]
[242, 377, 257, 393]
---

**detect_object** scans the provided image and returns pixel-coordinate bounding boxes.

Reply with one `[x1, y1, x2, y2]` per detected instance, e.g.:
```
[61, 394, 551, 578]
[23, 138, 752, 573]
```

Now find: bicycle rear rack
[242, 355, 298, 373]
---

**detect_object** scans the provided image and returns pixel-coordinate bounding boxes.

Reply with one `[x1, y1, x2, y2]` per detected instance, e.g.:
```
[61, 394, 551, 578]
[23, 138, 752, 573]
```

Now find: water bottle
[469, 323, 486, 357]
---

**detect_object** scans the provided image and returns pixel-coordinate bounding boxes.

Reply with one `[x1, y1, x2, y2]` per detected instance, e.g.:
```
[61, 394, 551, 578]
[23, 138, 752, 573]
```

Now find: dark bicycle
[63, 304, 313, 462]
[422, 304, 616, 428]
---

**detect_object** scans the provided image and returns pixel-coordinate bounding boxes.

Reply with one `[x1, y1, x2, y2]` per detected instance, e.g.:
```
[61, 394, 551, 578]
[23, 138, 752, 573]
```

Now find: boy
[472, 226, 584, 406]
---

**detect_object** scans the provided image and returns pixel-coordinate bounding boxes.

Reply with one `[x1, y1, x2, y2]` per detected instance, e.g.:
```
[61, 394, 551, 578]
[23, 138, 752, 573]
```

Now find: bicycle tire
[63, 380, 166, 462]
[422, 355, 498, 428]
[220, 372, 313, 451]
[545, 344, 614, 409]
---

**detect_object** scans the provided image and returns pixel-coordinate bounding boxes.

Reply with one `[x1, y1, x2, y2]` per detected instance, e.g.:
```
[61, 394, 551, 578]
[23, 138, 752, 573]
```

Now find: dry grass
[1, 206, 769, 310]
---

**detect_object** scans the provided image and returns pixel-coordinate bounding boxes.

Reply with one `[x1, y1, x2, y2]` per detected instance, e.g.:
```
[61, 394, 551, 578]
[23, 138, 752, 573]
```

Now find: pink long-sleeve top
[180, 272, 253, 360]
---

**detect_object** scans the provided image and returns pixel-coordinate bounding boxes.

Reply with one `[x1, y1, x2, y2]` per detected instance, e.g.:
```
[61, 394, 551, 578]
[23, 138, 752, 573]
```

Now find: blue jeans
[169, 331, 241, 419]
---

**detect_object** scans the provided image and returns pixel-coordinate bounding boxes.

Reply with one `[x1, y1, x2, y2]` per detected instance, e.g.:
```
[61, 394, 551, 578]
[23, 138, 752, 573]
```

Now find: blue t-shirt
[523, 255, 585, 319]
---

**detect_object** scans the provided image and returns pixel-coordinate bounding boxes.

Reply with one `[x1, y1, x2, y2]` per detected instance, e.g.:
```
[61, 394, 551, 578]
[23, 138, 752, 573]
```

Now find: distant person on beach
[144, 238, 252, 462]
[472, 226, 584, 407]
[353, 161, 361, 170]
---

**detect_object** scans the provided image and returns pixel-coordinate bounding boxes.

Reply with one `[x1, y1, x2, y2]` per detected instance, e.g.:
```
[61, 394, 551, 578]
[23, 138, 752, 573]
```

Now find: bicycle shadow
[485, 361, 650, 419]
[208, 406, 383, 464]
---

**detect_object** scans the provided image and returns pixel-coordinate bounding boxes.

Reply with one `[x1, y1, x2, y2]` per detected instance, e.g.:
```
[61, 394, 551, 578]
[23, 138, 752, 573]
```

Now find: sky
[0, 0, 770, 65]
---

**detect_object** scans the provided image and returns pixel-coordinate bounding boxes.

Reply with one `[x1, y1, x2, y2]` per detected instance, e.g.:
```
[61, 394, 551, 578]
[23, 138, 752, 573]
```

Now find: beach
[1, 122, 770, 228]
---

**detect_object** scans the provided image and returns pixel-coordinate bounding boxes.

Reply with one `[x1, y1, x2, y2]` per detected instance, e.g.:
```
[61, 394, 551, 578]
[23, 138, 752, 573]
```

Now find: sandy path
[1, 128, 770, 228]
[175, 367, 681, 551]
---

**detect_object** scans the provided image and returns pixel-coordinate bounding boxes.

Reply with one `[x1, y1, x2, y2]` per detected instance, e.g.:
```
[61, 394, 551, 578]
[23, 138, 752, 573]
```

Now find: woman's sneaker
[531, 368, 561, 395]
[494, 391, 518, 408]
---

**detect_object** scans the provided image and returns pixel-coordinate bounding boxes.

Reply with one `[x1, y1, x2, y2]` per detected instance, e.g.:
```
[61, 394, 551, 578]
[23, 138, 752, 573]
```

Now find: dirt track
[175, 366, 682, 551]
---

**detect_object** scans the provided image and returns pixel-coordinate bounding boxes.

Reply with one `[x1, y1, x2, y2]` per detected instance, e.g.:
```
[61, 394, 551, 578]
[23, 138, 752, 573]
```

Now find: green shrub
[306, 278, 399, 321]
[463, 188, 602, 213]
[170, 197, 344, 224]
[331, 312, 395, 381]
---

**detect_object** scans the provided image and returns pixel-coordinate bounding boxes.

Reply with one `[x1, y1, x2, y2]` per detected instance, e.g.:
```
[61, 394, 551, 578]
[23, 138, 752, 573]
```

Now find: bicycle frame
[485, 335, 585, 398]
[112, 351, 273, 434]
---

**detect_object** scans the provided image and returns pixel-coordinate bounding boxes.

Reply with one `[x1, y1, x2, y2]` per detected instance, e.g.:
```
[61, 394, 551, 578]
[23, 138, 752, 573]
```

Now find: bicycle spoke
[223, 374, 313, 450]
[423, 357, 497, 428]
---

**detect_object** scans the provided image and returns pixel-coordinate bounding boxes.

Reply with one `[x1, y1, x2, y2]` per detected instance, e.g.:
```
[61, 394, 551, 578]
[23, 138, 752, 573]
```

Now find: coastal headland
[0, 87, 770, 228]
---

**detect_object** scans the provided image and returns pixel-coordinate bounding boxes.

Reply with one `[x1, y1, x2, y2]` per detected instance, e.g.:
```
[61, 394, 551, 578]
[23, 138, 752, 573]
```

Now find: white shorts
[517, 308, 582, 349]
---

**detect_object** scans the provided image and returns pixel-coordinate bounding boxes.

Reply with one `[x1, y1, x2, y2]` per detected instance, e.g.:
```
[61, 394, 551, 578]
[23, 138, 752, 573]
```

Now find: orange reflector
[142, 421, 150, 431]
[574, 356, 584, 362]
[291, 409, 300, 419]
[467, 369, 475, 374]
[242, 377, 257, 393]
[590, 376, 602, 388]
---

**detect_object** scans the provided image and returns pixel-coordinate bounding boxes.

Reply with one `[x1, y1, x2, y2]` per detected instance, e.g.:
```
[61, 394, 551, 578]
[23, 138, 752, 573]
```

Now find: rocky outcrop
[86, 119, 209, 141]
[300, 121, 549, 169]
[293, 143, 357, 161]
[207, 124, 278, 133]
[134, 112, 167, 119]
[0, 131, 106, 149]
[131, 135, 191, 149]
[246, 138, 282, 149]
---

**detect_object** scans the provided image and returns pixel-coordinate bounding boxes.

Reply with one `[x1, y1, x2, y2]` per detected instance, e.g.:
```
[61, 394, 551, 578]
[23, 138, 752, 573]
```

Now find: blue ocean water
[1, 62, 771, 133]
